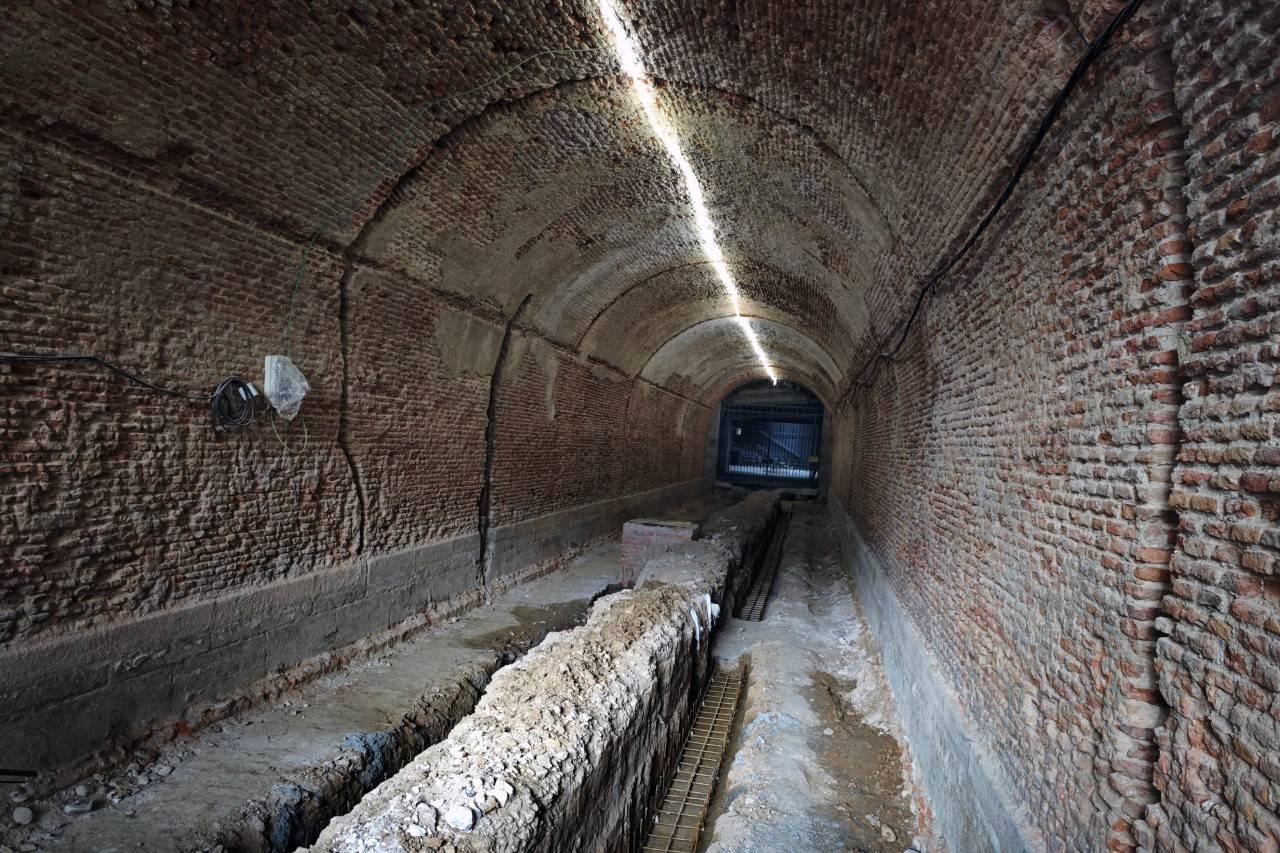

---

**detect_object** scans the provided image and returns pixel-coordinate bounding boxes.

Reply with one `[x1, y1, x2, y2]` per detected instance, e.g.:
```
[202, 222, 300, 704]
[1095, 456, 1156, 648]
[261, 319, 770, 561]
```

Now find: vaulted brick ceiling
[1, 0, 1098, 403]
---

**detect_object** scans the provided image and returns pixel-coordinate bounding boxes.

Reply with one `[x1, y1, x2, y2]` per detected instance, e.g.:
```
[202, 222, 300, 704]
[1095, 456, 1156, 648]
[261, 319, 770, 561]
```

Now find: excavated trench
[22, 583, 607, 853]
[271, 492, 929, 853]
[303, 492, 779, 852]
[299, 493, 924, 853]
[13, 491, 922, 853]
[4, 498, 746, 853]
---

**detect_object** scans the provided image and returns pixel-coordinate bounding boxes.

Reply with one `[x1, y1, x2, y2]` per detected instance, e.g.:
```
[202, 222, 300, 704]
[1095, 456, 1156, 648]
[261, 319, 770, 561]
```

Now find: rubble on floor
[306, 493, 777, 853]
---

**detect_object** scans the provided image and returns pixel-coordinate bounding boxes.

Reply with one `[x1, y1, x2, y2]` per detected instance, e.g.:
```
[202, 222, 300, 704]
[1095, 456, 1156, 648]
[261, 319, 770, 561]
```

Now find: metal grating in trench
[641, 668, 744, 853]
[736, 510, 790, 621]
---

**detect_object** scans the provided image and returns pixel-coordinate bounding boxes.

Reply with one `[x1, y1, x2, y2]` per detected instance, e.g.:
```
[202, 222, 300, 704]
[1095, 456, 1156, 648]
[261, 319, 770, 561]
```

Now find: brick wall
[0, 159, 706, 647]
[491, 346, 703, 530]
[1, 1, 1276, 843]
[1145, 2, 1280, 850]
[0, 6, 712, 772]
[831, 2, 1279, 851]
[1, 130, 358, 642]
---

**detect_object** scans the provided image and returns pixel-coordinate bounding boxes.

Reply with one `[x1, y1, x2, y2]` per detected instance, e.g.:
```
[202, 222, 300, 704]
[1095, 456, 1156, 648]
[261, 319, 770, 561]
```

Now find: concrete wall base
[1, 479, 702, 779]
[829, 496, 1039, 853]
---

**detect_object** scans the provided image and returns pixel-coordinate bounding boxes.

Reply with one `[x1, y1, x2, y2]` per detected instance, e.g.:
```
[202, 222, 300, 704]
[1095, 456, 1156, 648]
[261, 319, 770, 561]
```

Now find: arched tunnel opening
[1, 1, 1277, 852]
[711, 380, 826, 492]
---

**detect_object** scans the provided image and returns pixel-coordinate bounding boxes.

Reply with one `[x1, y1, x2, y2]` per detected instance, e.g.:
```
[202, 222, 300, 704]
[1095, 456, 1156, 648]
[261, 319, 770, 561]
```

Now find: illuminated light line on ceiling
[595, 0, 779, 385]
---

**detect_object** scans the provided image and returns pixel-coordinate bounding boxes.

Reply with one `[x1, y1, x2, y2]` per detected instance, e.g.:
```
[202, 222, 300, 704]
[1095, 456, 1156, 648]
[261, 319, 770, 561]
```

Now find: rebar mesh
[641, 668, 744, 852]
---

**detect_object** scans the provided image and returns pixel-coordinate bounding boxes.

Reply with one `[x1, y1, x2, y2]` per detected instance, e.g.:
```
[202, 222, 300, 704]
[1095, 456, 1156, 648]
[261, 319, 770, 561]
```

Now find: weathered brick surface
[0, 140, 705, 647]
[0, 3, 711, 770]
[0, 1, 1275, 847]
[1, 131, 357, 641]
[1144, 2, 1280, 851]
[832, 2, 1279, 851]
[491, 342, 703, 530]
[832, 6, 1206, 850]
[344, 268, 491, 553]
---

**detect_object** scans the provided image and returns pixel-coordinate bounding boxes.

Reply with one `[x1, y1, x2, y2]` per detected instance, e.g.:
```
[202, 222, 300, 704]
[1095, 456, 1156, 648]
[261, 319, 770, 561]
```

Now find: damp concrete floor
[704, 505, 929, 853]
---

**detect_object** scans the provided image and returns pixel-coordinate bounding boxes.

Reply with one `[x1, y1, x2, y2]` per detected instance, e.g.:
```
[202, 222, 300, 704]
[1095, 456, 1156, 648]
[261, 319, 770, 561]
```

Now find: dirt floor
[1, 544, 623, 853]
[3, 495, 729, 853]
[703, 504, 928, 853]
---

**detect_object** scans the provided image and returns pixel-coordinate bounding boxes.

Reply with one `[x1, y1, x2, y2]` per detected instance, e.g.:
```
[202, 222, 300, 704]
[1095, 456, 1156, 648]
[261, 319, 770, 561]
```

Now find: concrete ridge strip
[829, 494, 1043, 853]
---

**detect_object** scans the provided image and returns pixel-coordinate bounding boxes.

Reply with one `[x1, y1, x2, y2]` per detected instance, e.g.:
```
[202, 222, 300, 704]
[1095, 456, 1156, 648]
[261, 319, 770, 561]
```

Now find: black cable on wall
[846, 0, 1148, 397]
[0, 354, 260, 434]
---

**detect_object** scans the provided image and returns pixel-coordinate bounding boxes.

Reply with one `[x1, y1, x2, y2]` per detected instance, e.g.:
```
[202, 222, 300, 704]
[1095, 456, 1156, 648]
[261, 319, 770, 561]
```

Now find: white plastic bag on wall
[264, 355, 309, 420]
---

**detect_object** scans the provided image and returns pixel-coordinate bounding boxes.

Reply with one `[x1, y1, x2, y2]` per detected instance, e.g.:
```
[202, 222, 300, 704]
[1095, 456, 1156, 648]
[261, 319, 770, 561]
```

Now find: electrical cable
[0, 353, 261, 434]
[847, 0, 1147, 395]
[269, 410, 309, 455]
[0, 354, 208, 400]
[211, 376, 262, 434]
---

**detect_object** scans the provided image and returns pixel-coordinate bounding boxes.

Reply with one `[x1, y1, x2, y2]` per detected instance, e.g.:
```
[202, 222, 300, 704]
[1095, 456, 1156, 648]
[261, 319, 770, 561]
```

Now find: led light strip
[596, 0, 779, 384]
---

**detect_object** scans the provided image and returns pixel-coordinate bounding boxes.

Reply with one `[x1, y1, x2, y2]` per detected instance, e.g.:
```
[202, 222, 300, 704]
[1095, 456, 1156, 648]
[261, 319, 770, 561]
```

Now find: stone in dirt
[11, 806, 34, 825]
[63, 798, 94, 815]
[413, 802, 437, 829]
[444, 804, 474, 831]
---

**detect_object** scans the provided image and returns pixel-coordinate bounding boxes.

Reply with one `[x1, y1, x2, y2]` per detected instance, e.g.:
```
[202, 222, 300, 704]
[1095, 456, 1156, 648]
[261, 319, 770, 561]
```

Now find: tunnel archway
[708, 379, 828, 493]
[0, 2, 1274, 851]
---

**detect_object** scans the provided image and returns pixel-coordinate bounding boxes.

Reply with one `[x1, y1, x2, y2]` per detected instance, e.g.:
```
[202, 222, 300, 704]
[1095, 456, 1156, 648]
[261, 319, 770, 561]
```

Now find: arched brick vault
[575, 260, 856, 376]
[0, 0, 1091, 395]
[355, 76, 876, 383]
[6, 2, 1278, 852]
[640, 317, 841, 405]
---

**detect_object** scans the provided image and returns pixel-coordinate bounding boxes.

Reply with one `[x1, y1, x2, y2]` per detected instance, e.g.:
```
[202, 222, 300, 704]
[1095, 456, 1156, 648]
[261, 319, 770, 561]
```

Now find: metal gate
[716, 401, 823, 488]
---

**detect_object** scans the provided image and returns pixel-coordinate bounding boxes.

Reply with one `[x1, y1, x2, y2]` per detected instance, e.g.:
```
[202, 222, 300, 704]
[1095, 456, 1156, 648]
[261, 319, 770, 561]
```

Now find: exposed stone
[308, 496, 773, 851]
[413, 802, 438, 832]
[62, 798, 93, 816]
[443, 805, 474, 833]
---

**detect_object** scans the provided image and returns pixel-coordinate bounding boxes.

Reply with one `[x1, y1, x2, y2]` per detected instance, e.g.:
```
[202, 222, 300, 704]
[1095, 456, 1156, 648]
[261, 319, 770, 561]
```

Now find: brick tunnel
[0, 2, 1277, 852]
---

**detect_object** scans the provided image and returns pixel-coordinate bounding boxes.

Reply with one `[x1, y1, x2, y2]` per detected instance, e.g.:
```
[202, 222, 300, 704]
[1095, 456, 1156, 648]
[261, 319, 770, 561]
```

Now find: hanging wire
[210, 376, 261, 433]
[846, 0, 1148, 397]
[0, 353, 262, 434]
[0, 354, 209, 400]
[269, 411, 309, 454]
